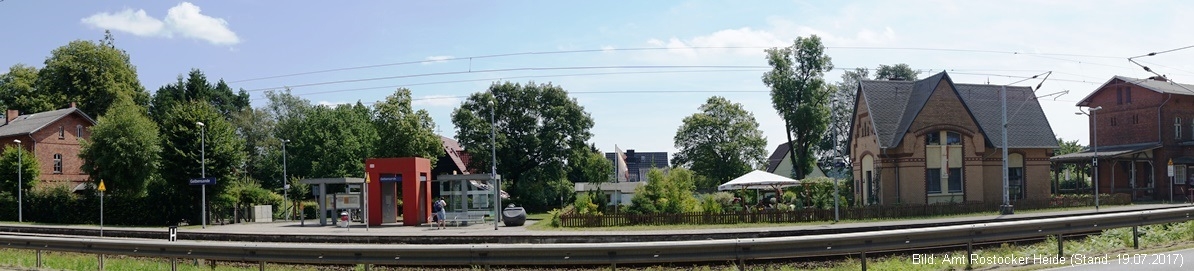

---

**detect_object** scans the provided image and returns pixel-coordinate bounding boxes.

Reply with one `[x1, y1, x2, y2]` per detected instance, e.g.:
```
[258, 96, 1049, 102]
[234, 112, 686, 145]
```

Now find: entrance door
[382, 182, 397, 223]
[861, 154, 877, 205]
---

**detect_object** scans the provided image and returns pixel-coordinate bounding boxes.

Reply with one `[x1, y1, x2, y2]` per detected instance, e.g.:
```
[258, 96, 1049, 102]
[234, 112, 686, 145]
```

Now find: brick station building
[849, 72, 1059, 205]
[1052, 76, 1194, 202]
[0, 103, 96, 190]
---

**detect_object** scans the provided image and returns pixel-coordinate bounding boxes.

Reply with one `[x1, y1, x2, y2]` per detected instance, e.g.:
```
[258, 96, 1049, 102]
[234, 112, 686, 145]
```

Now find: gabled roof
[857, 71, 1058, 149]
[1076, 76, 1194, 106]
[440, 136, 470, 174]
[763, 141, 828, 178]
[765, 142, 792, 172]
[0, 107, 97, 138]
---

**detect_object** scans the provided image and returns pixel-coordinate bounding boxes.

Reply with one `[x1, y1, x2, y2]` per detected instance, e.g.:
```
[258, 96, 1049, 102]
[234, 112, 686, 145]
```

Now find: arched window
[925, 131, 963, 203]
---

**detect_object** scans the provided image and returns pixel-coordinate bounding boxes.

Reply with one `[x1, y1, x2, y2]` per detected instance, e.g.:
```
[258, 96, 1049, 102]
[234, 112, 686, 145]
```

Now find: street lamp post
[282, 139, 289, 221]
[197, 121, 207, 229]
[491, 94, 500, 230]
[13, 139, 22, 223]
[1076, 106, 1103, 211]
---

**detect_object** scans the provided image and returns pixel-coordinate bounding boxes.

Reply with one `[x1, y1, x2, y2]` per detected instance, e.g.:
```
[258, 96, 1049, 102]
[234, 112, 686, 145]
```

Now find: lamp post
[197, 121, 206, 229]
[282, 139, 289, 221]
[491, 93, 500, 230]
[1076, 106, 1103, 211]
[13, 139, 22, 223]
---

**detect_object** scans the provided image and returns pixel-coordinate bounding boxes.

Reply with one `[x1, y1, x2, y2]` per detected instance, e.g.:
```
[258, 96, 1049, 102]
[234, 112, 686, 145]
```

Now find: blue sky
[3, 1, 1194, 158]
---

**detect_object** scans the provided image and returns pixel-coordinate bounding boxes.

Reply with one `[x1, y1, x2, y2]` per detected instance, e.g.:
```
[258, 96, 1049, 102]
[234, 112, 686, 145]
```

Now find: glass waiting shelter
[299, 177, 365, 226]
[434, 174, 507, 225]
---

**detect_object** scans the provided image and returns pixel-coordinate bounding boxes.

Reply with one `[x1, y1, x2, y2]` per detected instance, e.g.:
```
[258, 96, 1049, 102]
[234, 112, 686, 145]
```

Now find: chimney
[5, 109, 18, 125]
[70, 102, 76, 108]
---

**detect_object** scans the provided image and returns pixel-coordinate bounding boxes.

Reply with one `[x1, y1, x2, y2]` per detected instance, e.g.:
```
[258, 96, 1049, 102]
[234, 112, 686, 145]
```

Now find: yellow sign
[365, 174, 370, 183]
[98, 180, 107, 192]
[1169, 159, 1174, 165]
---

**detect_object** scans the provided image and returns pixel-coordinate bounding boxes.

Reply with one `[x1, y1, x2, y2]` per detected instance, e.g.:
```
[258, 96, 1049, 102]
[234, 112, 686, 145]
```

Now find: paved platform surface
[211, 203, 1192, 236]
[2, 203, 1190, 238]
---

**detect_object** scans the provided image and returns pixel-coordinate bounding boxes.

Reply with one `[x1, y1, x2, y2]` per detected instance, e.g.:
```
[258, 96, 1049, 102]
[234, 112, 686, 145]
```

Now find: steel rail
[0, 207, 1191, 268]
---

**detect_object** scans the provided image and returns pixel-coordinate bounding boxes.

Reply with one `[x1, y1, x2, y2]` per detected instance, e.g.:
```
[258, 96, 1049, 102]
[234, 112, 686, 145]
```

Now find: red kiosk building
[365, 157, 432, 226]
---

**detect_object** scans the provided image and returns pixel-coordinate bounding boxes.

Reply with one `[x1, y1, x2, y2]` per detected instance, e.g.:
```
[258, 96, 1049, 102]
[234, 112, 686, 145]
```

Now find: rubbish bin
[340, 211, 350, 228]
[502, 206, 526, 226]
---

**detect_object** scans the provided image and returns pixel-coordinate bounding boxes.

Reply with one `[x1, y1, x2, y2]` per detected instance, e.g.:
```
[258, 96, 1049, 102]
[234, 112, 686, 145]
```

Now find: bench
[432, 211, 487, 227]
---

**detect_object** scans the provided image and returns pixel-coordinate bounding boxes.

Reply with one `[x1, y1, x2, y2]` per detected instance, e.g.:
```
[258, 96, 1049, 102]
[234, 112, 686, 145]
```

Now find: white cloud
[412, 95, 462, 107]
[81, 2, 240, 46]
[424, 55, 453, 64]
[317, 101, 348, 107]
[80, 9, 165, 37]
[163, 2, 240, 45]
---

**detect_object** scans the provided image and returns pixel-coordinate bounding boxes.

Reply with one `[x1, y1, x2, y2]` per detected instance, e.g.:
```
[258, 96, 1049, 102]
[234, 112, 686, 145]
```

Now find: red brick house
[1051, 76, 1194, 201]
[0, 104, 96, 189]
[849, 72, 1059, 205]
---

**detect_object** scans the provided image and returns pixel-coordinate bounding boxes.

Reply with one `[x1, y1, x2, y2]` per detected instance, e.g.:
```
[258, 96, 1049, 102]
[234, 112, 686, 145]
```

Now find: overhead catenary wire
[244, 65, 764, 92]
[230, 45, 1128, 84]
[249, 68, 770, 101]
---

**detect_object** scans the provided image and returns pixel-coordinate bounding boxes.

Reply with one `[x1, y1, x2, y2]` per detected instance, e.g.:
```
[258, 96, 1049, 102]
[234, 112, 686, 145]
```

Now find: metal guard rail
[1, 207, 1191, 266]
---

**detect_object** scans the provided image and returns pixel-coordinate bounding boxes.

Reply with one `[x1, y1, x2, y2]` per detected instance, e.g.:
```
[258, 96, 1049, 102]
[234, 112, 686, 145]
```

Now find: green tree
[567, 146, 612, 206]
[820, 68, 869, 171]
[672, 96, 767, 190]
[1056, 137, 1085, 155]
[0, 145, 39, 196]
[451, 81, 594, 211]
[762, 35, 834, 179]
[150, 69, 250, 121]
[626, 168, 700, 214]
[373, 88, 441, 163]
[287, 103, 378, 178]
[36, 31, 149, 116]
[0, 64, 58, 113]
[157, 101, 247, 223]
[231, 107, 282, 189]
[79, 97, 161, 197]
[874, 63, 920, 81]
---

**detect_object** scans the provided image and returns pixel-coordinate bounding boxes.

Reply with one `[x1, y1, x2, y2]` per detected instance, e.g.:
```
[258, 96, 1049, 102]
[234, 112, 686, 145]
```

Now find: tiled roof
[439, 136, 469, 174]
[765, 142, 791, 172]
[1077, 76, 1194, 106]
[857, 71, 1058, 149]
[0, 108, 97, 138]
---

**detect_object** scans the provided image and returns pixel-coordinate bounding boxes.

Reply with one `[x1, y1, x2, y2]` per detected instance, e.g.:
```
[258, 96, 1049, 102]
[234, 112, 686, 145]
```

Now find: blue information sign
[189, 177, 217, 185]
[380, 175, 401, 182]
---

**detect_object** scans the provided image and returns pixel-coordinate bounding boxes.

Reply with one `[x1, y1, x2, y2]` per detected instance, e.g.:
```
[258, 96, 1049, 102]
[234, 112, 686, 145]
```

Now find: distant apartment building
[604, 150, 669, 182]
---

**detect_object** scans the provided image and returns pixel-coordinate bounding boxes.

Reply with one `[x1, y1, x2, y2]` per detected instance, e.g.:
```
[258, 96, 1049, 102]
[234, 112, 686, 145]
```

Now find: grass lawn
[4, 221, 1193, 270]
[525, 204, 1136, 231]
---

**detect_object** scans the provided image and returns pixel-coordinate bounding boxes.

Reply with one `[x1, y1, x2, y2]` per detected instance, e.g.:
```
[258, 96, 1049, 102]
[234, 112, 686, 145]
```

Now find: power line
[230, 45, 1128, 83]
[252, 68, 769, 101]
[331, 89, 770, 107]
[244, 65, 769, 92]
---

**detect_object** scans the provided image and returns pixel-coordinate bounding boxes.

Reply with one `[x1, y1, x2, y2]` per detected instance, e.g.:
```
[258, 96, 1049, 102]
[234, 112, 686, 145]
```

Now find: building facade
[849, 72, 1058, 205]
[604, 150, 668, 182]
[0, 104, 96, 189]
[1051, 76, 1194, 201]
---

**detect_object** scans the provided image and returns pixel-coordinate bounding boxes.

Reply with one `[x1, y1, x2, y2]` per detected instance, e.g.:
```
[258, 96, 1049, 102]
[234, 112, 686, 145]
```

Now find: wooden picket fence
[557, 194, 1132, 227]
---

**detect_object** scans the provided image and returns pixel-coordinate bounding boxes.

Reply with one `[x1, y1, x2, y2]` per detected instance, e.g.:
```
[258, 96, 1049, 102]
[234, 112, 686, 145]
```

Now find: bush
[699, 192, 734, 213]
[573, 193, 600, 215]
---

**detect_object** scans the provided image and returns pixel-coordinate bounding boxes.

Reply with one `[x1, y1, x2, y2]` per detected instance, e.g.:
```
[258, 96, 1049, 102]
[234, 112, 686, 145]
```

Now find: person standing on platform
[433, 197, 447, 229]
